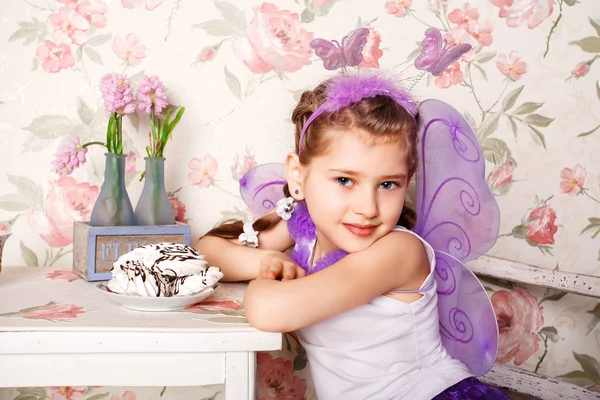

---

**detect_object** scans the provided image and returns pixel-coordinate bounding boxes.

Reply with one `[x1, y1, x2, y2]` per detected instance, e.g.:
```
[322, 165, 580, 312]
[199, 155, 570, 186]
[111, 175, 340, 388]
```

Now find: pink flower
[231, 154, 256, 180]
[525, 204, 558, 245]
[169, 196, 189, 224]
[47, 7, 89, 46]
[443, 27, 476, 63]
[136, 75, 169, 114]
[48, 386, 86, 400]
[358, 27, 384, 69]
[36, 40, 75, 73]
[188, 155, 218, 188]
[492, 287, 543, 365]
[185, 300, 240, 313]
[57, 0, 79, 7]
[198, 46, 216, 63]
[52, 136, 87, 176]
[490, 0, 553, 29]
[23, 303, 85, 320]
[76, 0, 108, 29]
[467, 21, 493, 46]
[496, 51, 527, 81]
[489, 161, 514, 194]
[434, 61, 463, 89]
[232, 3, 313, 74]
[315, 0, 335, 6]
[448, 3, 480, 27]
[560, 164, 587, 196]
[572, 62, 590, 79]
[112, 33, 147, 66]
[29, 176, 99, 247]
[385, 0, 412, 17]
[110, 391, 136, 400]
[125, 151, 137, 175]
[121, 0, 166, 11]
[100, 73, 136, 115]
[0, 223, 9, 232]
[257, 352, 307, 399]
[46, 269, 81, 282]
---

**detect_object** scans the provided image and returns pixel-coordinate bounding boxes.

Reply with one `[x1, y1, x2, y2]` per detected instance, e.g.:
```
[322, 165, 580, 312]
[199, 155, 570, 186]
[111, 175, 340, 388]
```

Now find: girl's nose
[353, 189, 378, 219]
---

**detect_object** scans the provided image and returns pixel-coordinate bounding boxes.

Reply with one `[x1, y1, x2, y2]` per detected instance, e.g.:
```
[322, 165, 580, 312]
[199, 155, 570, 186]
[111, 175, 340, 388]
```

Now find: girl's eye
[336, 177, 354, 187]
[379, 181, 399, 190]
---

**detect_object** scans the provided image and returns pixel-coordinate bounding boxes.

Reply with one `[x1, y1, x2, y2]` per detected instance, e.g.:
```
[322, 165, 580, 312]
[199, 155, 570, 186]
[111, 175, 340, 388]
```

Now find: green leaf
[524, 114, 554, 127]
[473, 63, 488, 81]
[86, 34, 112, 46]
[502, 86, 524, 111]
[300, 9, 315, 23]
[508, 116, 518, 139]
[22, 115, 75, 139]
[86, 393, 109, 400]
[480, 113, 500, 138]
[587, 301, 600, 319]
[557, 370, 597, 387]
[20, 240, 39, 267]
[563, 0, 577, 6]
[590, 18, 600, 37]
[473, 51, 496, 63]
[577, 124, 600, 138]
[293, 353, 308, 370]
[84, 46, 103, 65]
[0, 193, 29, 211]
[514, 102, 544, 115]
[569, 37, 600, 53]
[224, 66, 242, 99]
[528, 126, 546, 149]
[596, 81, 600, 101]
[77, 97, 93, 125]
[214, 0, 246, 31]
[481, 137, 512, 164]
[6, 174, 44, 210]
[581, 217, 600, 238]
[540, 290, 567, 303]
[573, 352, 600, 381]
[512, 224, 528, 239]
[539, 326, 561, 342]
[192, 19, 242, 37]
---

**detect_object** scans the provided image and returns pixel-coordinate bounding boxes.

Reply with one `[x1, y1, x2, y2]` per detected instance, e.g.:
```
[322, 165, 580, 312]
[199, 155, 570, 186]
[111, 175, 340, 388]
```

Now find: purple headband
[298, 74, 417, 154]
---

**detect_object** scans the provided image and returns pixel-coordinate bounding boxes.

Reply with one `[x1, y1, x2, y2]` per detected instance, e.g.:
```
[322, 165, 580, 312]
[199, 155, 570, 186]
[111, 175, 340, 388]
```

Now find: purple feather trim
[311, 249, 348, 274]
[287, 201, 316, 244]
[323, 74, 418, 117]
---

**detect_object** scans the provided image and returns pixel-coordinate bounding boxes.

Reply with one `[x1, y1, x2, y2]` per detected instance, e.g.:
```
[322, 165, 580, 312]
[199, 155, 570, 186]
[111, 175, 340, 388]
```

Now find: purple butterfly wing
[341, 27, 369, 67]
[311, 38, 344, 71]
[429, 43, 472, 76]
[414, 28, 443, 72]
[434, 250, 499, 376]
[414, 99, 500, 376]
[239, 163, 286, 217]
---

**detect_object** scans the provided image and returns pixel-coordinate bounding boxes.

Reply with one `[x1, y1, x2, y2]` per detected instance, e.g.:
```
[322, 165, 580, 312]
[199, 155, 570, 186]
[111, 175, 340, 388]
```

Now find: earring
[276, 197, 295, 220]
[294, 189, 300, 195]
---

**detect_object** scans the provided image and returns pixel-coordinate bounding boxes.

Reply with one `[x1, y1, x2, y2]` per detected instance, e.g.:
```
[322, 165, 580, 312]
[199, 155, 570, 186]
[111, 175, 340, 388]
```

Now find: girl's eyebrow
[330, 169, 407, 180]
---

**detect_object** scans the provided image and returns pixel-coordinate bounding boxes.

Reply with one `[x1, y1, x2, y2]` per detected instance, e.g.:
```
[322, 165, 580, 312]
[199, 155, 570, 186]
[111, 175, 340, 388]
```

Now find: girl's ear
[285, 153, 305, 201]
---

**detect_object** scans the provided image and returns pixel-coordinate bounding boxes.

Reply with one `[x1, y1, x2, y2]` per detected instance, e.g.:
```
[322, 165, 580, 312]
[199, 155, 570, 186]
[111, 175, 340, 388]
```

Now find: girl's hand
[259, 252, 306, 281]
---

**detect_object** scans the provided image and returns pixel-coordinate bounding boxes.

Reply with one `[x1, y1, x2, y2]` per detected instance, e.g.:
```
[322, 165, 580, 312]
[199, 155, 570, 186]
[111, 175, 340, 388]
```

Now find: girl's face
[298, 129, 410, 255]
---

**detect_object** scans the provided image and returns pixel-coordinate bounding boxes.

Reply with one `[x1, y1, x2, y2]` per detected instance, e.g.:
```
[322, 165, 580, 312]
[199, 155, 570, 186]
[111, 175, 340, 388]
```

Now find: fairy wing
[341, 27, 369, 67]
[239, 162, 286, 217]
[414, 99, 500, 376]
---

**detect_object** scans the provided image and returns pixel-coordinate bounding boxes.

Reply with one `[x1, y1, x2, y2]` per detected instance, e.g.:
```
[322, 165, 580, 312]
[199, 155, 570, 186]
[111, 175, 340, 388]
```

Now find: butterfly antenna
[406, 71, 426, 93]
[341, 67, 348, 79]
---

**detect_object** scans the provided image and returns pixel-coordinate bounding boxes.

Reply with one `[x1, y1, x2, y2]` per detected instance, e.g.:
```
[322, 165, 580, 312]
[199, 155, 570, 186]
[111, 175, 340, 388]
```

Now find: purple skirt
[433, 377, 511, 399]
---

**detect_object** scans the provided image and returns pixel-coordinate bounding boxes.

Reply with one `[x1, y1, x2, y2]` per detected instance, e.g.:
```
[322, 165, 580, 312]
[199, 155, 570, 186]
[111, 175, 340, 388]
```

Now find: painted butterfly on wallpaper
[414, 28, 472, 76]
[310, 27, 370, 71]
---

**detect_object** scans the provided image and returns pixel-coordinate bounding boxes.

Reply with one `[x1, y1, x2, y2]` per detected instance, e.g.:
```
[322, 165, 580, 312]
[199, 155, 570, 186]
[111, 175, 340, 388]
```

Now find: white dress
[297, 227, 472, 400]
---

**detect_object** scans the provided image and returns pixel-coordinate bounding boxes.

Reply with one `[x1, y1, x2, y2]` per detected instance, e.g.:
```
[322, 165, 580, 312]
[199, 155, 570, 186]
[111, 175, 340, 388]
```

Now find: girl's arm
[243, 230, 429, 332]
[195, 217, 294, 282]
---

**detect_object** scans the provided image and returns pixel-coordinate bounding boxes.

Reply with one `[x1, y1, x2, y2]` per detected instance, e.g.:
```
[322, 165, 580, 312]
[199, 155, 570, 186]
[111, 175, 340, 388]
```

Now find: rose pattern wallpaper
[0, 0, 599, 398]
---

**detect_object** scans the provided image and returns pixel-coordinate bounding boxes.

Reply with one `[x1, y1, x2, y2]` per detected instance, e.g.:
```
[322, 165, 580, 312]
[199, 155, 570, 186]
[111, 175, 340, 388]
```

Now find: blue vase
[90, 153, 136, 226]
[134, 157, 175, 225]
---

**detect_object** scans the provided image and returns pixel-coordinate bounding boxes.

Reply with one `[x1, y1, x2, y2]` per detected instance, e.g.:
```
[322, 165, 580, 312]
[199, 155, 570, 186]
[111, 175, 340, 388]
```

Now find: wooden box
[73, 221, 191, 281]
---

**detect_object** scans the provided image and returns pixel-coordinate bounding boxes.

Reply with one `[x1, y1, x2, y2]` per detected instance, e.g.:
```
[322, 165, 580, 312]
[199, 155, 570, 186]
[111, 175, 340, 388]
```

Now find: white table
[0, 266, 281, 399]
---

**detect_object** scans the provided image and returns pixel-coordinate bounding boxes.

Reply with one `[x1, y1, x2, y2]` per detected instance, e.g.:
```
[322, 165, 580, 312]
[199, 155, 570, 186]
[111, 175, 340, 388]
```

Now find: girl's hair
[205, 79, 418, 240]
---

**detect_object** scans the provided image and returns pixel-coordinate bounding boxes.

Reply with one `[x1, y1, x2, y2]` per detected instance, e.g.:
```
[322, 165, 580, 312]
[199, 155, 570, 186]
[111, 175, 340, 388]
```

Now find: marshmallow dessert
[107, 242, 223, 297]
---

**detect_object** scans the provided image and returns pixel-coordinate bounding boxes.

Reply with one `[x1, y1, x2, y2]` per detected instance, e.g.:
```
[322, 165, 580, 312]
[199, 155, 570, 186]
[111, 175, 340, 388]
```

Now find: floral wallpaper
[0, 0, 600, 398]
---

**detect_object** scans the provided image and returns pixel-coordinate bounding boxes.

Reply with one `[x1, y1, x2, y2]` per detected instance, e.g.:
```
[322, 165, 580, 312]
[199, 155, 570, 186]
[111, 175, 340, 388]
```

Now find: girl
[196, 74, 508, 400]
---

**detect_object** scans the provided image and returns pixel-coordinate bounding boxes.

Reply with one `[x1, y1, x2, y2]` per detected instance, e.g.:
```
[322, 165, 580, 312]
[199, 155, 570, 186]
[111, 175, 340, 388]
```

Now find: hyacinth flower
[51, 136, 88, 175]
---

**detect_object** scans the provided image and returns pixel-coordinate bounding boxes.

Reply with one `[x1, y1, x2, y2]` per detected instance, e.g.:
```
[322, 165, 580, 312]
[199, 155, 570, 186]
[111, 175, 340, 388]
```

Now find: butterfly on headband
[414, 28, 472, 76]
[310, 27, 369, 71]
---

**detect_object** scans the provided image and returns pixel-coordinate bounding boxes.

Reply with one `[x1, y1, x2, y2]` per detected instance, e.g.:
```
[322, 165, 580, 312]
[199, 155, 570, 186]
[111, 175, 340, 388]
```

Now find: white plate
[96, 283, 219, 312]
